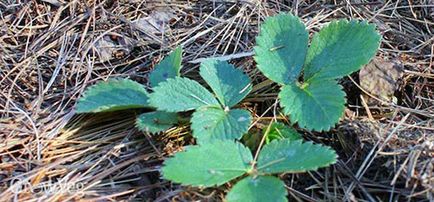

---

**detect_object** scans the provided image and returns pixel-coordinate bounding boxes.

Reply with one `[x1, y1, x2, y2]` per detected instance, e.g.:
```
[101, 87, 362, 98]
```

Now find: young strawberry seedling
[160, 13, 380, 201]
[75, 12, 380, 202]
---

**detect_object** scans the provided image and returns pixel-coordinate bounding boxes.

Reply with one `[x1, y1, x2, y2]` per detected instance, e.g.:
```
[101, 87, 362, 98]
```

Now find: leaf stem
[296, 81, 309, 89]
[251, 120, 274, 171]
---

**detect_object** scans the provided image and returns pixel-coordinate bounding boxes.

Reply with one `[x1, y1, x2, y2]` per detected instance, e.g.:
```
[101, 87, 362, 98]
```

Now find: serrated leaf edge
[253, 12, 308, 85]
[257, 139, 337, 174]
[304, 19, 381, 81]
[161, 140, 252, 187]
[149, 77, 221, 112]
[191, 107, 252, 143]
[76, 78, 150, 113]
[278, 81, 347, 132]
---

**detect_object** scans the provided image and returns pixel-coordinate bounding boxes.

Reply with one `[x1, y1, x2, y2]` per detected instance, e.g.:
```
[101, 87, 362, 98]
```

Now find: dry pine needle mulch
[1, 1, 433, 201]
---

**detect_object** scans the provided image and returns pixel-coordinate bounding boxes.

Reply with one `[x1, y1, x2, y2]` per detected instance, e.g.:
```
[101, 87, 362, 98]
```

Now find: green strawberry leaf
[149, 77, 220, 112]
[136, 111, 178, 133]
[76, 79, 150, 113]
[254, 13, 308, 85]
[279, 79, 345, 131]
[200, 59, 252, 107]
[257, 139, 337, 174]
[162, 140, 253, 187]
[304, 20, 381, 81]
[265, 122, 302, 144]
[191, 107, 252, 143]
[149, 46, 183, 88]
[226, 176, 287, 202]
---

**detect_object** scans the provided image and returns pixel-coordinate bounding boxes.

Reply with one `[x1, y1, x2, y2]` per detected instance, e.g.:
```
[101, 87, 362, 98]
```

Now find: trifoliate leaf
[254, 13, 308, 85]
[265, 122, 302, 144]
[191, 107, 252, 143]
[162, 140, 253, 187]
[226, 176, 287, 202]
[136, 111, 178, 133]
[149, 77, 220, 112]
[257, 139, 337, 174]
[149, 46, 183, 88]
[304, 20, 381, 81]
[76, 79, 150, 113]
[200, 59, 252, 107]
[279, 79, 345, 131]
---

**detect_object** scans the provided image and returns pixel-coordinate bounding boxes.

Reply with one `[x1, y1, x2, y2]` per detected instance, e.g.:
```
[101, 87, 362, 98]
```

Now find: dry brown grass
[1, 0, 433, 201]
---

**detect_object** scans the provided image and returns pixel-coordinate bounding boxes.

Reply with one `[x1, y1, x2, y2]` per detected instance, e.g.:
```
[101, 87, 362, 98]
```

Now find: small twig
[188, 51, 254, 64]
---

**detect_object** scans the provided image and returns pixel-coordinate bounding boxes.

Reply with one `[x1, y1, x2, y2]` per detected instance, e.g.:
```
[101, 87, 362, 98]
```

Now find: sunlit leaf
[76, 79, 150, 113]
[279, 79, 345, 131]
[254, 13, 308, 85]
[149, 77, 220, 112]
[162, 140, 253, 187]
[304, 20, 381, 81]
[200, 59, 252, 107]
[191, 107, 251, 143]
[257, 139, 337, 174]
[226, 176, 287, 202]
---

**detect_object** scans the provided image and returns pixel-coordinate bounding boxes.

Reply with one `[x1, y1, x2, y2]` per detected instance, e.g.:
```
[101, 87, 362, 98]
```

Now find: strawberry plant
[76, 47, 182, 133]
[160, 13, 380, 201]
[162, 136, 336, 202]
[254, 14, 381, 131]
[75, 12, 381, 201]
[148, 59, 253, 143]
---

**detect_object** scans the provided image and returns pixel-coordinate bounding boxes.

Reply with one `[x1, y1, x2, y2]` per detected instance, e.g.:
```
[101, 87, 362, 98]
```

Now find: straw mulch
[1, 1, 433, 201]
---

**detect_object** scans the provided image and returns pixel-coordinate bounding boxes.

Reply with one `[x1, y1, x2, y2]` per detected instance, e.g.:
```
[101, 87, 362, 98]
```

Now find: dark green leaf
[200, 59, 252, 107]
[257, 139, 337, 174]
[162, 140, 253, 187]
[279, 79, 345, 131]
[304, 20, 381, 81]
[254, 13, 308, 85]
[149, 77, 220, 112]
[76, 79, 149, 113]
[226, 176, 287, 202]
[191, 107, 252, 143]
[149, 46, 183, 87]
